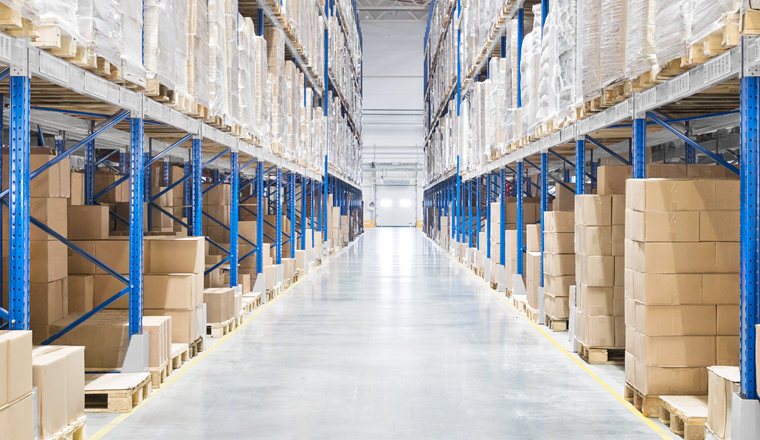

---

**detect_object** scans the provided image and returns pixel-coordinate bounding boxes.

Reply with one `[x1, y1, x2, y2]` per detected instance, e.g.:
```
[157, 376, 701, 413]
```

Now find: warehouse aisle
[92, 228, 666, 439]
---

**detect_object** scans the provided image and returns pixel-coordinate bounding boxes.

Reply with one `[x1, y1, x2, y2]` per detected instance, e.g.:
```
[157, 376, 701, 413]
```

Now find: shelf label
[669, 73, 690, 99]
[638, 88, 656, 111]
[39, 51, 69, 83]
[119, 89, 138, 111]
[0, 34, 11, 61]
[705, 52, 732, 82]
[84, 73, 107, 99]
[144, 98, 163, 121]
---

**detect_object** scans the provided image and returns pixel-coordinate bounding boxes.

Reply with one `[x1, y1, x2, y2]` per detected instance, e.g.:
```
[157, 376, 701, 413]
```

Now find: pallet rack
[422, 0, 760, 410]
[0, 0, 363, 355]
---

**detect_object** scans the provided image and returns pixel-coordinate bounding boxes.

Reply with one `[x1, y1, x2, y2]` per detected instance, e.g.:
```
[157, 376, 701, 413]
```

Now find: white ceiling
[357, 0, 430, 21]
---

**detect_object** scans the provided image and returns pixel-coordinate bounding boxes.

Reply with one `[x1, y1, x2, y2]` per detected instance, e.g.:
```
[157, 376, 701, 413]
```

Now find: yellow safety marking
[89, 270, 313, 440]
[431, 235, 671, 440]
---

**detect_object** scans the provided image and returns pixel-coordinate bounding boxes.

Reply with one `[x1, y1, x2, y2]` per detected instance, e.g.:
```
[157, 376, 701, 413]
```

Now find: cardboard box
[29, 279, 67, 344]
[577, 255, 615, 286]
[716, 336, 740, 366]
[3, 150, 69, 198]
[575, 195, 612, 226]
[597, 165, 631, 195]
[716, 242, 739, 273]
[625, 209, 700, 242]
[204, 287, 234, 323]
[717, 305, 740, 336]
[543, 253, 575, 276]
[633, 358, 708, 395]
[612, 195, 626, 225]
[95, 273, 203, 310]
[526, 224, 541, 252]
[626, 179, 716, 212]
[68, 239, 131, 275]
[632, 332, 716, 367]
[631, 241, 716, 274]
[147, 237, 205, 274]
[2, 198, 67, 242]
[545, 274, 575, 297]
[0, 392, 34, 440]
[94, 173, 129, 203]
[67, 205, 110, 240]
[578, 284, 615, 316]
[32, 352, 68, 438]
[143, 316, 171, 369]
[635, 304, 717, 336]
[646, 163, 688, 178]
[575, 225, 612, 256]
[702, 274, 740, 305]
[543, 211, 574, 232]
[581, 315, 616, 347]
[706, 366, 740, 439]
[0, 331, 33, 403]
[145, 306, 204, 343]
[632, 271, 702, 305]
[544, 232, 574, 254]
[545, 293, 569, 319]
[700, 211, 739, 242]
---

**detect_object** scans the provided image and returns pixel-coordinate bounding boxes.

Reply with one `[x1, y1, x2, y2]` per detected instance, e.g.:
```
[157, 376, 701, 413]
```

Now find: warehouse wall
[361, 20, 425, 224]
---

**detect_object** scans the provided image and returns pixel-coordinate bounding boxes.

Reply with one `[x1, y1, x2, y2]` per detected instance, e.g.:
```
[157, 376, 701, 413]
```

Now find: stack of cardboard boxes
[0, 331, 34, 440]
[489, 202, 502, 285]
[203, 286, 240, 325]
[31, 344, 85, 438]
[542, 211, 575, 320]
[525, 224, 541, 310]
[624, 177, 740, 396]
[2, 149, 71, 345]
[574, 194, 625, 350]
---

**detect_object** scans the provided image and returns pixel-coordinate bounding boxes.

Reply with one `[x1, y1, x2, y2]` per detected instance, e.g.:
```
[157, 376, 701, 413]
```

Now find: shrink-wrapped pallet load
[519, 5, 542, 137]
[691, 0, 739, 49]
[187, 0, 210, 110]
[536, 2, 558, 127]
[78, 0, 122, 67]
[119, 0, 148, 88]
[35, 0, 83, 54]
[253, 35, 270, 142]
[625, 0, 657, 80]
[209, 0, 229, 120]
[503, 20, 519, 149]
[556, 0, 577, 120]
[654, 0, 693, 65]
[144, 0, 185, 92]
[580, 0, 601, 100]
[600, 0, 627, 87]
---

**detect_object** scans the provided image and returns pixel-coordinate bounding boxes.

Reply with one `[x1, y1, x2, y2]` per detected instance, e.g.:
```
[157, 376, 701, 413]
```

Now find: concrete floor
[88, 228, 674, 439]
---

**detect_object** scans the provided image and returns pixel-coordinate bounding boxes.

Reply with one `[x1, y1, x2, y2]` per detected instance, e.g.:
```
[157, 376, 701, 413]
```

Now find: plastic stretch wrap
[208, 0, 229, 120]
[225, 8, 240, 126]
[536, 4, 559, 126]
[268, 69, 287, 154]
[36, 0, 81, 41]
[580, 0, 601, 99]
[520, 5, 542, 136]
[458, 95, 470, 170]
[238, 18, 256, 137]
[600, 0, 627, 87]
[0, 0, 38, 24]
[253, 36, 270, 142]
[503, 20, 519, 148]
[654, 0, 693, 64]
[691, 0, 738, 44]
[625, 0, 657, 79]
[144, 0, 182, 90]
[487, 58, 501, 157]
[78, 0, 122, 66]
[117, 0, 147, 86]
[556, 0, 577, 120]
[188, 0, 210, 109]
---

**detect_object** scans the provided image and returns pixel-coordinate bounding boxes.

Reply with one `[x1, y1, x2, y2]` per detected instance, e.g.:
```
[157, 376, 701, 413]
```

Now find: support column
[500, 168, 506, 266]
[576, 137, 586, 195]
[8, 73, 30, 330]
[476, 177, 481, 249]
[191, 137, 202, 237]
[467, 179, 472, 247]
[128, 116, 144, 336]
[276, 168, 282, 264]
[486, 173, 491, 258]
[256, 161, 264, 274]
[632, 119, 647, 179]
[55, 131, 65, 155]
[301, 177, 307, 250]
[323, 155, 328, 242]
[456, 157, 461, 244]
[289, 172, 296, 258]
[229, 152, 239, 287]
[84, 121, 95, 205]
[540, 152, 548, 287]
[516, 161, 524, 276]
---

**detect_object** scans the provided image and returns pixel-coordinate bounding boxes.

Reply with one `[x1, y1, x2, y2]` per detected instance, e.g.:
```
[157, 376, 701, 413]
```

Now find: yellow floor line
[88, 267, 317, 440]
[436, 240, 670, 440]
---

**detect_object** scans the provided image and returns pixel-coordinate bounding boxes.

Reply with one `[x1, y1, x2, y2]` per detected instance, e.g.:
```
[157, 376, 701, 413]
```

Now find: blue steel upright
[500, 168, 506, 266]
[467, 179, 472, 246]
[740, 75, 759, 400]
[486, 173, 491, 258]
[289, 172, 296, 257]
[576, 138, 586, 195]
[191, 137, 203, 237]
[456, 157, 461, 243]
[311, 178, 315, 246]
[256, 161, 264, 274]
[276, 168, 283, 264]
[229, 152, 239, 287]
[516, 161, 524, 276]
[476, 177, 481, 249]
[8, 74, 30, 330]
[301, 177, 307, 250]
[128, 116, 144, 336]
[183, 161, 191, 227]
[632, 119, 647, 178]
[540, 153, 548, 287]
[55, 131, 65, 155]
[323, 155, 328, 242]
[84, 121, 95, 205]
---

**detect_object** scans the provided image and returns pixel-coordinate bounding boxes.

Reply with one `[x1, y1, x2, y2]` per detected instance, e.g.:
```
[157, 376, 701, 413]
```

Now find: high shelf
[0, 0, 363, 354]
[422, 0, 760, 406]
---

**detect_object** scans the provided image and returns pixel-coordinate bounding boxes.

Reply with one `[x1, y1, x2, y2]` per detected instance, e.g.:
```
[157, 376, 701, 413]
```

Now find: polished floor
[90, 228, 668, 439]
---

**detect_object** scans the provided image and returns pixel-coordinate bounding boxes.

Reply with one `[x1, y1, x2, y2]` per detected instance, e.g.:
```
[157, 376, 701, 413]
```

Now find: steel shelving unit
[422, 0, 760, 412]
[0, 0, 364, 359]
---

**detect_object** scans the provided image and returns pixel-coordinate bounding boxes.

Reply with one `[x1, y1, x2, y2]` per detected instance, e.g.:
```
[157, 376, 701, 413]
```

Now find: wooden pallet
[544, 313, 568, 332]
[207, 316, 239, 338]
[84, 373, 152, 413]
[743, 10, 760, 35]
[188, 336, 204, 358]
[624, 381, 663, 418]
[171, 343, 190, 370]
[46, 415, 86, 440]
[148, 359, 170, 388]
[31, 25, 83, 59]
[578, 343, 624, 365]
[658, 395, 708, 440]
[525, 305, 538, 323]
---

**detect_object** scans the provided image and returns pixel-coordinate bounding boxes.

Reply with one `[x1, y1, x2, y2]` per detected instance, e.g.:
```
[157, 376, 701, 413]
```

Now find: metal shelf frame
[0, 19, 363, 353]
[424, 32, 760, 402]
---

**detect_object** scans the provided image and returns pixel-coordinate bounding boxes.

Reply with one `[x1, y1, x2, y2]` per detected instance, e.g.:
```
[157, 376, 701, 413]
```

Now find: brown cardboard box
[700, 211, 740, 242]
[3, 150, 69, 198]
[633, 358, 709, 395]
[202, 183, 230, 206]
[68, 275, 94, 314]
[264, 265, 277, 290]
[632, 241, 716, 274]
[526, 224, 541, 252]
[68, 239, 131, 275]
[716, 336, 740, 366]
[625, 298, 636, 327]
[204, 287, 234, 323]
[147, 237, 204, 274]
[145, 306, 203, 343]
[94, 173, 129, 203]
[575, 195, 612, 226]
[67, 205, 110, 240]
[632, 332, 716, 367]
[282, 258, 295, 280]
[597, 165, 631, 195]
[632, 272, 703, 305]
[0, 330, 33, 402]
[625, 352, 636, 386]
[553, 182, 575, 211]
[577, 255, 615, 286]
[204, 264, 221, 288]
[717, 305, 740, 336]
[70, 171, 84, 205]
[575, 225, 612, 256]
[716, 242, 739, 273]
[543, 253, 575, 276]
[2, 240, 68, 284]
[545, 293, 569, 319]
[635, 304, 717, 336]
[295, 250, 307, 271]
[626, 179, 716, 212]
[625, 209, 700, 242]
[706, 366, 740, 439]
[715, 180, 740, 210]
[0, 392, 35, 440]
[2, 198, 67, 241]
[32, 352, 67, 438]
[544, 274, 575, 297]
[238, 221, 257, 240]
[646, 163, 688, 178]
[544, 232, 574, 254]
[579, 284, 615, 316]
[48, 346, 84, 424]
[612, 195, 626, 225]
[543, 211, 574, 232]
[702, 274, 740, 304]
[581, 315, 616, 347]
[29, 279, 67, 344]
[0, 338, 6, 407]
[142, 316, 171, 369]
[95, 273, 203, 310]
